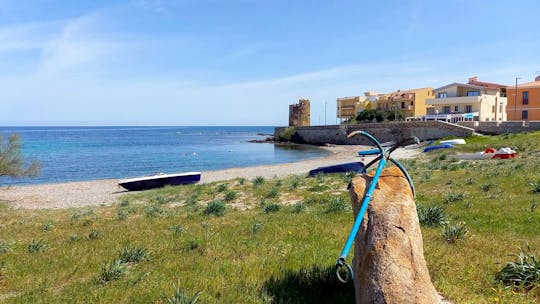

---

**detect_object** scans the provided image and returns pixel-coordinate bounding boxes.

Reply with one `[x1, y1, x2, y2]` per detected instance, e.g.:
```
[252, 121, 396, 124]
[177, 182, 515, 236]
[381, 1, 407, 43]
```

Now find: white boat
[119, 172, 201, 191]
[440, 139, 466, 145]
[455, 152, 492, 160]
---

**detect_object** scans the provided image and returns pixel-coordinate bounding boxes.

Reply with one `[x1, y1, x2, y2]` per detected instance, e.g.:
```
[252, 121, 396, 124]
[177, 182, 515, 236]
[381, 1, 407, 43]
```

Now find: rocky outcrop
[349, 166, 442, 304]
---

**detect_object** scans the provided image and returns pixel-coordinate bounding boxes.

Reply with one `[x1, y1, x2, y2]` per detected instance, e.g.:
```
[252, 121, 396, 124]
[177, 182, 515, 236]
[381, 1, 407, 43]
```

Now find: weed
[145, 205, 166, 218]
[308, 184, 330, 192]
[216, 183, 228, 193]
[291, 202, 307, 213]
[530, 180, 540, 194]
[88, 228, 100, 240]
[441, 222, 468, 243]
[119, 198, 130, 207]
[118, 246, 149, 263]
[69, 234, 79, 242]
[27, 239, 48, 253]
[164, 281, 202, 304]
[465, 178, 475, 186]
[420, 171, 432, 182]
[152, 194, 169, 205]
[442, 191, 466, 204]
[41, 221, 54, 232]
[341, 171, 356, 184]
[224, 190, 239, 202]
[325, 197, 350, 213]
[417, 205, 447, 227]
[169, 224, 185, 235]
[253, 176, 265, 188]
[237, 177, 246, 185]
[251, 221, 263, 234]
[185, 193, 199, 206]
[289, 176, 302, 190]
[204, 200, 226, 216]
[480, 183, 494, 193]
[304, 193, 332, 205]
[185, 239, 200, 251]
[263, 202, 281, 214]
[315, 172, 324, 183]
[530, 200, 538, 213]
[495, 246, 540, 291]
[99, 259, 126, 283]
[274, 179, 283, 187]
[0, 240, 12, 253]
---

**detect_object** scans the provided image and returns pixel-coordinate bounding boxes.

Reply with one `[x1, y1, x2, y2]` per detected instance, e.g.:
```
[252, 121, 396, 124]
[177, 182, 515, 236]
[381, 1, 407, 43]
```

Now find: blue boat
[308, 162, 366, 176]
[423, 144, 454, 153]
[119, 172, 201, 191]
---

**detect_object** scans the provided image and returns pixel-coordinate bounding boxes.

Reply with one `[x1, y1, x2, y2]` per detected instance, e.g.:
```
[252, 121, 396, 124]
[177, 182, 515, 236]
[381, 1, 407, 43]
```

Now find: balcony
[426, 96, 482, 105]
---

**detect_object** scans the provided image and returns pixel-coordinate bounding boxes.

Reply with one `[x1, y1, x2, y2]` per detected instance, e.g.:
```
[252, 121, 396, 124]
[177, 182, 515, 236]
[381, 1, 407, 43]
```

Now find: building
[289, 99, 310, 127]
[376, 87, 434, 117]
[506, 76, 540, 121]
[336, 92, 382, 122]
[425, 77, 507, 123]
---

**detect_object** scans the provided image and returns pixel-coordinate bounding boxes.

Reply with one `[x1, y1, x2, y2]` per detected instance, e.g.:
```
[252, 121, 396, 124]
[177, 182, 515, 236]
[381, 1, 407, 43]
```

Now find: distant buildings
[377, 87, 434, 117]
[506, 76, 540, 121]
[289, 99, 311, 127]
[425, 77, 507, 123]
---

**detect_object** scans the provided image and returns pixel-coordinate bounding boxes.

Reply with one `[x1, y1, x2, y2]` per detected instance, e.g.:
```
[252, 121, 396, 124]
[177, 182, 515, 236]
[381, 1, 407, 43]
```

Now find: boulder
[349, 166, 441, 304]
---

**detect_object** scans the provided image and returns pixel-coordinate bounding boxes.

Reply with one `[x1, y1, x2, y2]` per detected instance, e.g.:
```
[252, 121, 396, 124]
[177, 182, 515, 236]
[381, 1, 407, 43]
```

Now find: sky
[1, 0, 539, 126]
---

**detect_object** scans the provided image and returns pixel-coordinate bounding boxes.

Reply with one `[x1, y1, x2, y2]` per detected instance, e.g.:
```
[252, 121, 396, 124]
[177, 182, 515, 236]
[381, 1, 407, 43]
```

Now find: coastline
[0, 145, 420, 209]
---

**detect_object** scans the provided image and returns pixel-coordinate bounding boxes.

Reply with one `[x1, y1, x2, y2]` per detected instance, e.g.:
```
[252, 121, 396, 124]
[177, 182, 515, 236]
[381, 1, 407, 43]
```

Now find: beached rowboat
[308, 162, 365, 176]
[119, 172, 201, 191]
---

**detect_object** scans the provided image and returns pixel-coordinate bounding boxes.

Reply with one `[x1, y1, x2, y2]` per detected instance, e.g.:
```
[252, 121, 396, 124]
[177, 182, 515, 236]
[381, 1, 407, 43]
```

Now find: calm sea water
[0, 126, 328, 186]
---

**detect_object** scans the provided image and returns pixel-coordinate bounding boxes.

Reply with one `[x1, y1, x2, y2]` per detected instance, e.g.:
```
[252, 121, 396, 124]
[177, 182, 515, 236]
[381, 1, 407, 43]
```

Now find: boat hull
[423, 144, 454, 153]
[119, 172, 201, 191]
[308, 162, 366, 176]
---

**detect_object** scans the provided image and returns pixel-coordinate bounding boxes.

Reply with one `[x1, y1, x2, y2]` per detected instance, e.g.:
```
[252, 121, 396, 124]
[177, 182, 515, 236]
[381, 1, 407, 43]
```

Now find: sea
[0, 126, 328, 186]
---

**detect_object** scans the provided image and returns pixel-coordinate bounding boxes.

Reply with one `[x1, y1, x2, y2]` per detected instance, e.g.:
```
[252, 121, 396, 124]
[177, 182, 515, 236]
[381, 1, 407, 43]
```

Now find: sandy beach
[0, 145, 419, 209]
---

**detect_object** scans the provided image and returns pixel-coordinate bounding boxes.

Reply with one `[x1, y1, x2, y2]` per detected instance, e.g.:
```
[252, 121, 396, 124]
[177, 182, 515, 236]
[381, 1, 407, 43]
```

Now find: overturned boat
[308, 162, 366, 176]
[119, 172, 201, 191]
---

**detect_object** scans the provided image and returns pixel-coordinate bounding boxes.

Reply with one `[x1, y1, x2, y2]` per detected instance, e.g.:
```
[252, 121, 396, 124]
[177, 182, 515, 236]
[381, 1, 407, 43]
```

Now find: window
[410, 101, 414, 106]
[467, 91, 480, 96]
[522, 110, 528, 120]
[454, 106, 459, 112]
[401, 102, 405, 109]
[523, 91, 529, 105]
[443, 106, 451, 114]
[437, 92, 448, 98]
[465, 105, 472, 113]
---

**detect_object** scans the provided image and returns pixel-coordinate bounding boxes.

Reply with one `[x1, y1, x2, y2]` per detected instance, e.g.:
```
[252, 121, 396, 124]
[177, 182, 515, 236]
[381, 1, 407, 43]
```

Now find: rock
[349, 166, 443, 304]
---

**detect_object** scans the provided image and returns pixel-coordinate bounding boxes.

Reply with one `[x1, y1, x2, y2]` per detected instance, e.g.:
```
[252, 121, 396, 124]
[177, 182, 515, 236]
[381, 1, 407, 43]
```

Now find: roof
[468, 79, 507, 89]
[507, 80, 540, 89]
[434, 82, 499, 92]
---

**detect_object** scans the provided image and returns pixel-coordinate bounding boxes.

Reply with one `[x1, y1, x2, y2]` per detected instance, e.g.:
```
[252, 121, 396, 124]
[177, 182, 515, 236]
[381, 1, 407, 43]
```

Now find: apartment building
[506, 76, 540, 121]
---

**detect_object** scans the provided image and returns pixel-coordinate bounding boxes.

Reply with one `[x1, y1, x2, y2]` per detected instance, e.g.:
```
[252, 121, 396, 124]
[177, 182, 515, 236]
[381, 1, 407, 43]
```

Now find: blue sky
[1, 0, 539, 126]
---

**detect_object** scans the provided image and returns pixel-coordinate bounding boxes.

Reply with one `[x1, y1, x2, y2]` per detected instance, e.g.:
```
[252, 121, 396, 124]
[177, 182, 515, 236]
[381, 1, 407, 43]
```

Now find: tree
[355, 109, 387, 123]
[0, 134, 40, 177]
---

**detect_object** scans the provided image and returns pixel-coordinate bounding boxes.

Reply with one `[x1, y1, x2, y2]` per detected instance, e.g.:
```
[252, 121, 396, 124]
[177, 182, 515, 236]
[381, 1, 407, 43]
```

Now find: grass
[1, 131, 540, 302]
[495, 246, 540, 292]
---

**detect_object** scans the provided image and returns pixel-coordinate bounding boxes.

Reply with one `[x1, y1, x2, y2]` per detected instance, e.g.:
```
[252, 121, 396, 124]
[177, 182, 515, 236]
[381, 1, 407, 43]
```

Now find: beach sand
[0, 145, 420, 209]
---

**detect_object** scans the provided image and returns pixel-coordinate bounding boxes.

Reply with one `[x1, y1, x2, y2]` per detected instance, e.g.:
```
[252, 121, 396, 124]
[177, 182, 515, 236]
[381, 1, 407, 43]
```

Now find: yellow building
[376, 87, 434, 117]
[336, 92, 381, 122]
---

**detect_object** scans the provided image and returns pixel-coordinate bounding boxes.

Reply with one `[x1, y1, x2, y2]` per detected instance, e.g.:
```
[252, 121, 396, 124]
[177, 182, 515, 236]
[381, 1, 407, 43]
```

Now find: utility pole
[324, 101, 327, 125]
[515, 77, 521, 121]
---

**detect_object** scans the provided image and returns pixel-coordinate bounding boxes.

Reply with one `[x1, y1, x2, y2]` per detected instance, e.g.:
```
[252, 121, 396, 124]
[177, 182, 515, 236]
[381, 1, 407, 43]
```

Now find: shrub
[251, 221, 263, 234]
[279, 127, 296, 142]
[204, 200, 226, 216]
[164, 282, 202, 304]
[325, 197, 350, 213]
[119, 198, 130, 207]
[216, 183, 228, 193]
[442, 191, 466, 204]
[263, 202, 281, 214]
[530, 180, 540, 194]
[495, 246, 540, 291]
[151, 194, 169, 205]
[41, 221, 54, 232]
[185, 239, 200, 251]
[315, 172, 324, 183]
[27, 239, 48, 253]
[237, 177, 246, 185]
[266, 186, 280, 198]
[289, 176, 302, 190]
[169, 224, 185, 235]
[69, 234, 79, 242]
[0, 240, 12, 253]
[441, 222, 468, 243]
[88, 228, 100, 240]
[224, 190, 239, 202]
[118, 246, 149, 263]
[185, 193, 199, 206]
[480, 183, 494, 193]
[465, 178, 475, 186]
[417, 205, 447, 227]
[253, 176, 265, 188]
[291, 202, 307, 213]
[145, 205, 166, 218]
[530, 200, 538, 213]
[99, 259, 126, 283]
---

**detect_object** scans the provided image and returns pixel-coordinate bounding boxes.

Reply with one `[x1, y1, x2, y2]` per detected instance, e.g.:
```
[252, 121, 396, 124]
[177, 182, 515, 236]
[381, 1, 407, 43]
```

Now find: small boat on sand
[309, 162, 365, 176]
[456, 147, 517, 160]
[119, 172, 201, 191]
[440, 138, 466, 145]
[423, 144, 454, 153]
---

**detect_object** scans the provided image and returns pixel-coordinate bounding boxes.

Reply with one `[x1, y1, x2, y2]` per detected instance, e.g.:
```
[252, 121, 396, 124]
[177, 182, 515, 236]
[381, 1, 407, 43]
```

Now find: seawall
[275, 121, 475, 145]
[457, 121, 540, 135]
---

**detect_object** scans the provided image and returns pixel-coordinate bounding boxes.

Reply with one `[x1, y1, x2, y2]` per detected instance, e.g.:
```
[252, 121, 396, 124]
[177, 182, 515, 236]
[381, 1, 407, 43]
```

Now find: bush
[0, 240, 12, 253]
[0, 133, 41, 177]
[41, 221, 54, 232]
[204, 200, 226, 216]
[164, 281, 202, 304]
[224, 190, 239, 202]
[263, 202, 281, 214]
[253, 176, 265, 188]
[169, 224, 185, 235]
[118, 246, 149, 263]
[291, 202, 307, 213]
[145, 205, 166, 218]
[289, 176, 302, 190]
[216, 183, 228, 193]
[441, 222, 468, 243]
[266, 186, 280, 198]
[417, 205, 447, 227]
[88, 228, 100, 240]
[279, 127, 296, 142]
[495, 246, 540, 291]
[442, 191, 466, 204]
[530, 180, 540, 194]
[151, 194, 169, 205]
[251, 221, 263, 234]
[325, 197, 350, 213]
[27, 239, 48, 253]
[99, 259, 126, 283]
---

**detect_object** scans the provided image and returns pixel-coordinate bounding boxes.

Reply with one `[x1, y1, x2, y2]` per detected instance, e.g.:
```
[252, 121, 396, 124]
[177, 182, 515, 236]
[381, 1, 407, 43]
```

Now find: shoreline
[0, 145, 420, 209]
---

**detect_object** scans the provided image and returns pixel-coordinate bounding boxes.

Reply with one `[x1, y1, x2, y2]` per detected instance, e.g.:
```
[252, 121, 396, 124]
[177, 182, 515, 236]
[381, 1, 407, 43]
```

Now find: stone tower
[289, 99, 311, 127]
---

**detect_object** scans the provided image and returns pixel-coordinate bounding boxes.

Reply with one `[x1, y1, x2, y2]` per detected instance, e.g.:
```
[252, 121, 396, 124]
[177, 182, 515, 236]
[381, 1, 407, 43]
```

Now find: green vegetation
[0, 133, 41, 177]
[1, 132, 540, 302]
[278, 127, 296, 142]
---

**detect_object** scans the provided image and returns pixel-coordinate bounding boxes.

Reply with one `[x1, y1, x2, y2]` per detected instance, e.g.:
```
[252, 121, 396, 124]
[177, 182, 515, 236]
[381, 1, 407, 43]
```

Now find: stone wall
[456, 121, 540, 135]
[289, 99, 311, 127]
[275, 121, 475, 145]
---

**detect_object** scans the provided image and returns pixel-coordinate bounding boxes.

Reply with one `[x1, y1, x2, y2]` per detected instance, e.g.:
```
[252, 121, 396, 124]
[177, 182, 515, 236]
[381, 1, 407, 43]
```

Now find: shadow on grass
[263, 264, 354, 304]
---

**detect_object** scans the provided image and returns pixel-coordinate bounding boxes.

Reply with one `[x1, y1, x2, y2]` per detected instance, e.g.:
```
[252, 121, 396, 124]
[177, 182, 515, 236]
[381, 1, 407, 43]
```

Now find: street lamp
[514, 77, 521, 121]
